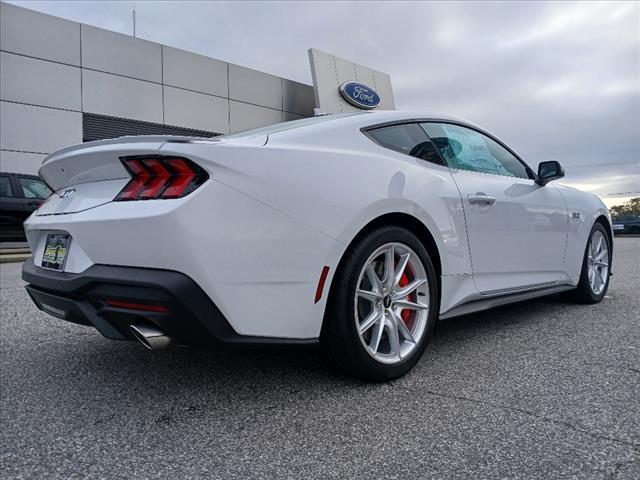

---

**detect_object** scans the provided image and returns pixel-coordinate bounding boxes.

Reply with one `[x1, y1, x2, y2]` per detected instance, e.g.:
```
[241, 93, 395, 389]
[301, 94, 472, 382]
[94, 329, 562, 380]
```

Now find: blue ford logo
[339, 81, 381, 110]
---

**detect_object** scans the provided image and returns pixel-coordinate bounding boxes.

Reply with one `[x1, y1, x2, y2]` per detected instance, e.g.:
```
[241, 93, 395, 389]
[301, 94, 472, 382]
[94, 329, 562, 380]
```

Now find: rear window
[365, 123, 443, 165]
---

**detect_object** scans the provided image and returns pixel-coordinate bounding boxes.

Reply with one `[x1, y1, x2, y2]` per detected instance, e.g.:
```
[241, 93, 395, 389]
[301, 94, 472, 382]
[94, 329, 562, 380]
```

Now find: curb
[0, 248, 30, 255]
[0, 254, 31, 264]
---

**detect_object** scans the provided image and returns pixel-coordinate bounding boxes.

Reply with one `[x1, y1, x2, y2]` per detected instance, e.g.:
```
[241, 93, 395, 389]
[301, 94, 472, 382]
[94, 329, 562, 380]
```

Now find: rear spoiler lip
[42, 135, 221, 165]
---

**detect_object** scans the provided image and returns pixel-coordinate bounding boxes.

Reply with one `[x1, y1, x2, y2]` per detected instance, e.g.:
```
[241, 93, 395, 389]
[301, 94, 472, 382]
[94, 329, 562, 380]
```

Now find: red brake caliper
[398, 269, 416, 330]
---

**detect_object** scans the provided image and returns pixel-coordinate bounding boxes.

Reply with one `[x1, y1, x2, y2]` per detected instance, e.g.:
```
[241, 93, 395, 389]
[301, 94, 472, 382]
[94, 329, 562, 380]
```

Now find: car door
[421, 122, 569, 294]
[0, 174, 27, 241]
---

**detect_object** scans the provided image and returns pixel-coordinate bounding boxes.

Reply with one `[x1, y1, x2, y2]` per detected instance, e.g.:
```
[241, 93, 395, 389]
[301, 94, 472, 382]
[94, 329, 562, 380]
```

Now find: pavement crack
[420, 388, 640, 451]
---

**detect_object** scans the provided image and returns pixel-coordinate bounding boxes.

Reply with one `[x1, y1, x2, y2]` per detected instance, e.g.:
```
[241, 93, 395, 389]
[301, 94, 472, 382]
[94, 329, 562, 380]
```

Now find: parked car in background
[0, 173, 52, 242]
[611, 215, 640, 234]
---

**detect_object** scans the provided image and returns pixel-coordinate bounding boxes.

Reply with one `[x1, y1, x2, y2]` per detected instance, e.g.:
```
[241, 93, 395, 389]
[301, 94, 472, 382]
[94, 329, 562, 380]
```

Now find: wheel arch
[321, 212, 442, 335]
[348, 213, 442, 279]
[594, 214, 614, 269]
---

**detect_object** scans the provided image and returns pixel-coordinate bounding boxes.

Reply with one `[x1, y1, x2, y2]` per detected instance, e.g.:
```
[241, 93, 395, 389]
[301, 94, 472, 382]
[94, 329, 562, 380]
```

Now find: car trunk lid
[35, 135, 266, 216]
[36, 136, 217, 215]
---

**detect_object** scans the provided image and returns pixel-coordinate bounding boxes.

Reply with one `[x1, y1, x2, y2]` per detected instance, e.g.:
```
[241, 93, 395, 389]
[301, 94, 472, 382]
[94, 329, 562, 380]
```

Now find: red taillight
[115, 156, 208, 201]
[162, 158, 197, 198]
[139, 159, 171, 199]
[116, 159, 150, 200]
[104, 299, 171, 313]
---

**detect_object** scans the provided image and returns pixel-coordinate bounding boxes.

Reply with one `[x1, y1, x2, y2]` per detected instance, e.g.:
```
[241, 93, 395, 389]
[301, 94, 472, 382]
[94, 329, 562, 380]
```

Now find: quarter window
[366, 123, 443, 165]
[421, 123, 530, 179]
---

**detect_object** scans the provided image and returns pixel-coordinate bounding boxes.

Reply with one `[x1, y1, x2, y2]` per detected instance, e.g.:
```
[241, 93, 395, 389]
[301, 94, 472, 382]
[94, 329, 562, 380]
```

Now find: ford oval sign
[339, 81, 381, 110]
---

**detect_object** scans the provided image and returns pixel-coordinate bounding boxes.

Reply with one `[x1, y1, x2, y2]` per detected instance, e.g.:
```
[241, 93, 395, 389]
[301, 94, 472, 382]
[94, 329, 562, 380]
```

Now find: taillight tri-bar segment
[115, 156, 209, 201]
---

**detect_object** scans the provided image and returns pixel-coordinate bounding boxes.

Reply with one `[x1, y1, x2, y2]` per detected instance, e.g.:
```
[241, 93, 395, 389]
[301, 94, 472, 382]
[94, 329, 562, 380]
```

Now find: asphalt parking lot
[1, 238, 638, 479]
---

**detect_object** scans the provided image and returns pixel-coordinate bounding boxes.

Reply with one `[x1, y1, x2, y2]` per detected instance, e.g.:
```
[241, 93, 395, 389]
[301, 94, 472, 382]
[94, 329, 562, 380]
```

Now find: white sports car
[22, 111, 612, 381]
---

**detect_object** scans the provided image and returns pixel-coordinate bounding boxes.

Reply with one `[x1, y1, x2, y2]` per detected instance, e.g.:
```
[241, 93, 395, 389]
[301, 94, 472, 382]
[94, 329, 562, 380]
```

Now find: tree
[610, 197, 640, 216]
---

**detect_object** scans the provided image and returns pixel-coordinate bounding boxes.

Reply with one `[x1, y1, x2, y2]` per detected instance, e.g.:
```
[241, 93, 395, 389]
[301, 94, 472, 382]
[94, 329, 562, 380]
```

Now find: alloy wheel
[354, 242, 430, 365]
[587, 230, 609, 295]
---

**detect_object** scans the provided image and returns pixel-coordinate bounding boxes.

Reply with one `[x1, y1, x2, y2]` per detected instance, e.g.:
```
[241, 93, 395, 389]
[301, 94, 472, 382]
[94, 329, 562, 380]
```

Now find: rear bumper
[22, 258, 318, 348]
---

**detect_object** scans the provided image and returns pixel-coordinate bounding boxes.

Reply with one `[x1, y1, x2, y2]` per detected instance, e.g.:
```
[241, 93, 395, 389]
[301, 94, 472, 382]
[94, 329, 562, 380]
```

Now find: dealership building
[0, 1, 394, 175]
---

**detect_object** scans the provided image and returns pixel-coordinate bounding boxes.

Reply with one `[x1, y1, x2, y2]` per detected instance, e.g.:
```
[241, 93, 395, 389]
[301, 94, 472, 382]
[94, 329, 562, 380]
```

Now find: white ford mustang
[22, 111, 612, 381]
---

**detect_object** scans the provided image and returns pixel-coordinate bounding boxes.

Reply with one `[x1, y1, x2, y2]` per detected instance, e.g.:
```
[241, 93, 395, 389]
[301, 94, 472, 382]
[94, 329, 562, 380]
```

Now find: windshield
[223, 113, 364, 139]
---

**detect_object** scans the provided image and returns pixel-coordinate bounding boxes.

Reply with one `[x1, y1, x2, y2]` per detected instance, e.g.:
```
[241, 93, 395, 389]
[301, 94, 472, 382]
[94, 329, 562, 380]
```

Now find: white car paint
[451, 169, 569, 293]
[24, 111, 612, 339]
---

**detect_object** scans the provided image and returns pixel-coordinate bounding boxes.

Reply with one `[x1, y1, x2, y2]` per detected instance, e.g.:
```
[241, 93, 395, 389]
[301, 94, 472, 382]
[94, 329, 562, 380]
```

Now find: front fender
[558, 186, 612, 282]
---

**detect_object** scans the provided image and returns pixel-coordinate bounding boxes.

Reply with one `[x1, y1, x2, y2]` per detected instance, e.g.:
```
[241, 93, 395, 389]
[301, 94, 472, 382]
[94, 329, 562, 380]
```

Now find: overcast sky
[10, 0, 640, 206]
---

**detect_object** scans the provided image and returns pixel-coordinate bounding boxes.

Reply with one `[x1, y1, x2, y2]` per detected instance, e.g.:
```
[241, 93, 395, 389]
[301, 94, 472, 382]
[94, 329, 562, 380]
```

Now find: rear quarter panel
[163, 125, 473, 328]
[163, 126, 472, 279]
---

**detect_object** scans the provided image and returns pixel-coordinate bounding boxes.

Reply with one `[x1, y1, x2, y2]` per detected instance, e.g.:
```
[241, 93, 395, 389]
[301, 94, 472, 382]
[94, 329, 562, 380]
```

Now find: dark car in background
[0, 173, 51, 242]
[611, 215, 640, 235]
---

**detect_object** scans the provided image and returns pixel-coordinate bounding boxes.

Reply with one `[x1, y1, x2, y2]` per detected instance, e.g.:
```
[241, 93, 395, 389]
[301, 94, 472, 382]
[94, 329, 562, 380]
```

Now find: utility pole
[132, 4, 136, 37]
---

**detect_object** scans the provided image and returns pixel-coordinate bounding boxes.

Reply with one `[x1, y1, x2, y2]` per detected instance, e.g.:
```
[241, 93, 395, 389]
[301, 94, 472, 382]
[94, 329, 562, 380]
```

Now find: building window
[82, 113, 220, 142]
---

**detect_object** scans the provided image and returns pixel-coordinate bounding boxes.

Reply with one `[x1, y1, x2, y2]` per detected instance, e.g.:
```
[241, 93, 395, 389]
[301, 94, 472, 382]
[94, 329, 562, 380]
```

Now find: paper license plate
[41, 233, 71, 271]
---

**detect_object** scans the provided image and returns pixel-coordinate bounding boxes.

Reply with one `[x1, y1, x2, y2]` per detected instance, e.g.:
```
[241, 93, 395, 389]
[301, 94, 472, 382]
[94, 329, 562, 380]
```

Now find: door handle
[468, 193, 496, 205]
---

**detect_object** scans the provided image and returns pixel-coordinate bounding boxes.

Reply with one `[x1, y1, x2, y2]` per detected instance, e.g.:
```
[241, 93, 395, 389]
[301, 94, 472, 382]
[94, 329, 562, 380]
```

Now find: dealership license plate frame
[41, 233, 71, 271]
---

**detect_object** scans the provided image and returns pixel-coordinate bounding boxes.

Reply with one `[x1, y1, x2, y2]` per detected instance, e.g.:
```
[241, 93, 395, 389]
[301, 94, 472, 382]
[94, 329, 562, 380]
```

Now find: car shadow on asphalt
[47, 294, 571, 393]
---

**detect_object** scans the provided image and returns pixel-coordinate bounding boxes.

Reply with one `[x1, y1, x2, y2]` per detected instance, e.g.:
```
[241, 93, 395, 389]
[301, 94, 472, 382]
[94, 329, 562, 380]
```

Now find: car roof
[250, 110, 486, 140]
[322, 110, 482, 130]
[221, 110, 485, 142]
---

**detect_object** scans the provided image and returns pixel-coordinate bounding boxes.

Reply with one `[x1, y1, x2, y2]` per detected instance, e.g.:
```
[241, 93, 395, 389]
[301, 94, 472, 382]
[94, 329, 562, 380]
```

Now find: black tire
[630, 226, 640, 234]
[321, 226, 439, 382]
[563, 222, 611, 304]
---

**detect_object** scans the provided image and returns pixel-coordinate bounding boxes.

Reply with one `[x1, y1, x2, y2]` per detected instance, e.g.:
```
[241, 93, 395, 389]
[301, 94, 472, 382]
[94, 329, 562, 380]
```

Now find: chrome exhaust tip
[130, 323, 171, 350]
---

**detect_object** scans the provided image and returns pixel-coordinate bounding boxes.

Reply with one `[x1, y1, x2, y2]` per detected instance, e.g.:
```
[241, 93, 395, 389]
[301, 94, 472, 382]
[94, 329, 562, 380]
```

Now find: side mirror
[536, 160, 565, 186]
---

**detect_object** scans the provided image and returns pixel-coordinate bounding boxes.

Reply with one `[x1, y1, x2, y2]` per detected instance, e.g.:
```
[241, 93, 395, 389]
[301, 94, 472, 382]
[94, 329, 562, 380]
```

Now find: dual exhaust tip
[130, 323, 171, 350]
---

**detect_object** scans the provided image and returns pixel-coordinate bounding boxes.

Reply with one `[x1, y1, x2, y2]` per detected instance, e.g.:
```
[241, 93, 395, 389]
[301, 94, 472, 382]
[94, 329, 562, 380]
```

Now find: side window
[19, 177, 52, 199]
[366, 123, 444, 165]
[421, 123, 530, 179]
[0, 176, 14, 197]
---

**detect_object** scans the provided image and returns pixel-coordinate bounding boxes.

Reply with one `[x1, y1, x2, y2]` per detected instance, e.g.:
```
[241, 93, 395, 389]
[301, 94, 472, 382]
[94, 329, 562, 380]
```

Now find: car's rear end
[23, 136, 222, 347]
[22, 134, 338, 349]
